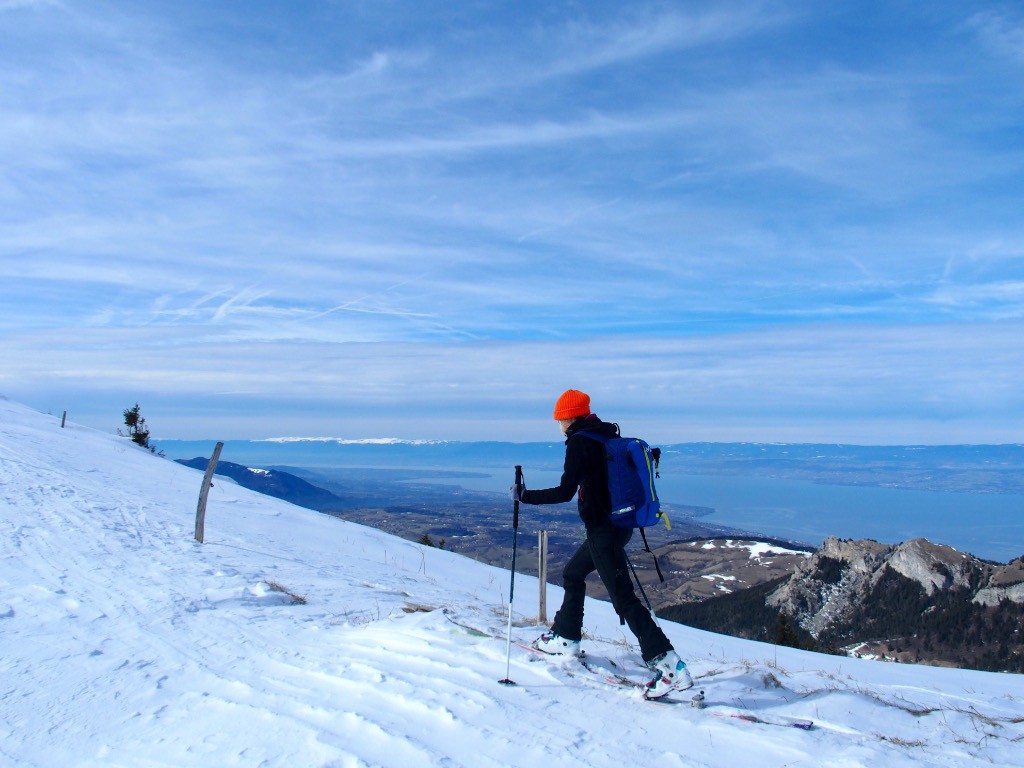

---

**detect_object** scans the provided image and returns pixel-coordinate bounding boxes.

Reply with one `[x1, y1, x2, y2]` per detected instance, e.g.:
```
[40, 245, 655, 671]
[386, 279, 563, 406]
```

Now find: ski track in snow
[1, 399, 1023, 768]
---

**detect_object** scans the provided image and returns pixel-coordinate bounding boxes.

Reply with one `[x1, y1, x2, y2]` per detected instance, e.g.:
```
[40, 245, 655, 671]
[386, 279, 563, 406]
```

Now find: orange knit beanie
[553, 389, 591, 421]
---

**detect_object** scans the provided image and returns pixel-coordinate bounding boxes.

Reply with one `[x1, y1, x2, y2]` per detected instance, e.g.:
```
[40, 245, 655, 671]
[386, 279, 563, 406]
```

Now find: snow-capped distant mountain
[259, 436, 449, 445]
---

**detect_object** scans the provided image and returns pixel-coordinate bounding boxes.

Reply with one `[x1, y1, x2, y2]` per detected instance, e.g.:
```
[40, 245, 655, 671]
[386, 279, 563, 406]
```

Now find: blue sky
[1, 0, 1022, 443]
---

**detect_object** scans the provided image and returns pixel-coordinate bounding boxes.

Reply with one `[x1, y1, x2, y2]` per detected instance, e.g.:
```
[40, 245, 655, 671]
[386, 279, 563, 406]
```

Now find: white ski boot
[644, 650, 693, 699]
[533, 630, 581, 656]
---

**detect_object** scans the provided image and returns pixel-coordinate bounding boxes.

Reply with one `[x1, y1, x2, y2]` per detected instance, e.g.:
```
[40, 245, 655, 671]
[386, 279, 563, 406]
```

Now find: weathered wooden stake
[194, 442, 224, 544]
[61, 411, 67, 428]
[538, 529, 549, 624]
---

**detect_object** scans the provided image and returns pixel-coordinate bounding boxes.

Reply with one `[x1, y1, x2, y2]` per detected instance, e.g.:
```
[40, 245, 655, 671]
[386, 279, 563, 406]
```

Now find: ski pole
[499, 465, 523, 686]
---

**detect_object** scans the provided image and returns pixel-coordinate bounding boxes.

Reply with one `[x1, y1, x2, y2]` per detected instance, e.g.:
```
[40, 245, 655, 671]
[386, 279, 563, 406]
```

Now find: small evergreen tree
[122, 403, 153, 451]
[773, 612, 807, 649]
[418, 533, 446, 550]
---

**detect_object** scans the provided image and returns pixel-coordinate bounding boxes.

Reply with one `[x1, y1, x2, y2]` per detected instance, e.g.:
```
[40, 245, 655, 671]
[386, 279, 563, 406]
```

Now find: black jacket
[520, 415, 619, 529]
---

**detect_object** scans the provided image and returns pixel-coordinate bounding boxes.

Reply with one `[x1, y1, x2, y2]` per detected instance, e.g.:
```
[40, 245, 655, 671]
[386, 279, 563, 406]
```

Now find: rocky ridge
[767, 536, 1024, 638]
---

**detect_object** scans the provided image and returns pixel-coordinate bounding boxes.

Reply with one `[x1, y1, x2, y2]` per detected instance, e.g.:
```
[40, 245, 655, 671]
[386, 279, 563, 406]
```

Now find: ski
[568, 653, 814, 730]
[712, 711, 814, 730]
[442, 612, 814, 731]
[577, 654, 643, 689]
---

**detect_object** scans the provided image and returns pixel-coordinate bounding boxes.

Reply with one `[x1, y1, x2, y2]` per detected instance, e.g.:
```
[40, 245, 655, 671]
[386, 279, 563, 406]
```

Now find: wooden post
[194, 442, 224, 544]
[61, 411, 67, 428]
[538, 529, 549, 624]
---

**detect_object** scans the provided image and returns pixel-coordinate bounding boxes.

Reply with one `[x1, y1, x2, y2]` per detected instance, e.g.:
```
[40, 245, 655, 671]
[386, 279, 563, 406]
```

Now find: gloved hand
[509, 482, 526, 502]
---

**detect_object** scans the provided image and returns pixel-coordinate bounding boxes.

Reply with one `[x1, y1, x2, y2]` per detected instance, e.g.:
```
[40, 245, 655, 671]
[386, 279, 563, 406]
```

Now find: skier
[512, 389, 693, 699]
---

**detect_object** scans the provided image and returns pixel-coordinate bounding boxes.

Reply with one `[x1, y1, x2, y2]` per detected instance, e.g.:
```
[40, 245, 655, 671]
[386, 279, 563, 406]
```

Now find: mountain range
[175, 457, 345, 509]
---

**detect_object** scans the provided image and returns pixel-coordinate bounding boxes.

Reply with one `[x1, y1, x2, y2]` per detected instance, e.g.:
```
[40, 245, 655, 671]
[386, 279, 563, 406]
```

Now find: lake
[416, 467, 1024, 563]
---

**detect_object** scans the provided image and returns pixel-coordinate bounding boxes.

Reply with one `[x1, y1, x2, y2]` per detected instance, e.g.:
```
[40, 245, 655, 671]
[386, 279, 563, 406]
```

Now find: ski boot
[533, 630, 581, 656]
[644, 650, 693, 699]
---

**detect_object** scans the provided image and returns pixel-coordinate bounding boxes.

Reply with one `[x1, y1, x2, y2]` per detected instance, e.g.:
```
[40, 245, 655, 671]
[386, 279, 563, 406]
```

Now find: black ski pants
[550, 525, 672, 663]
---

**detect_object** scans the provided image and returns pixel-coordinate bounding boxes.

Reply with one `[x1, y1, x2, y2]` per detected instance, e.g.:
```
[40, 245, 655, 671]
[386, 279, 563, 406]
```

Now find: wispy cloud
[0, 0, 59, 10]
[2, 1, 1022, 441]
[968, 9, 1024, 63]
[534, 4, 791, 81]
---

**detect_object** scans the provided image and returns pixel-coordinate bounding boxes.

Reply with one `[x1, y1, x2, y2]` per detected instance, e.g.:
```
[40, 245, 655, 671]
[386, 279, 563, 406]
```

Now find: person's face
[558, 418, 575, 436]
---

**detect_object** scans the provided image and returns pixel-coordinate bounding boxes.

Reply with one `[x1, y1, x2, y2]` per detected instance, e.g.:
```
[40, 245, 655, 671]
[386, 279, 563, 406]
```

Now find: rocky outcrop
[666, 537, 1024, 672]
[974, 557, 1024, 607]
[886, 538, 974, 595]
[766, 537, 1024, 639]
[974, 582, 1024, 607]
[766, 538, 889, 638]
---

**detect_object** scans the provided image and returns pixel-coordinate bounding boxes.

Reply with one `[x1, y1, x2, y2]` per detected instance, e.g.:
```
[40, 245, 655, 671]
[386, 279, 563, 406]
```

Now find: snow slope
[1, 398, 1022, 768]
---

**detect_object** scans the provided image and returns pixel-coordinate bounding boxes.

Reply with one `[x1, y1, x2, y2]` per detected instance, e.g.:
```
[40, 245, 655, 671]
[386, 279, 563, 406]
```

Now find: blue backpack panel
[576, 431, 663, 529]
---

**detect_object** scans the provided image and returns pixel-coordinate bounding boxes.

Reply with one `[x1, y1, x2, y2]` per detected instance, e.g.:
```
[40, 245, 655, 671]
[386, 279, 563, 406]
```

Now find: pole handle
[513, 465, 522, 529]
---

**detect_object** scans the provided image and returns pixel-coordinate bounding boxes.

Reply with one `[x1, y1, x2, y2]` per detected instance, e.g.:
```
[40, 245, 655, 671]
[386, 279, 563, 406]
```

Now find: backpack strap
[573, 427, 618, 444]
[638, 527, 665, 583]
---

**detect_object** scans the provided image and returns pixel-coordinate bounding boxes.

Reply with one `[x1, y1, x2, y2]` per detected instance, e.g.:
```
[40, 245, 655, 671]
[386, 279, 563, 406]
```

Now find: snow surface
[701, 539, 812, 560]
[2, 398, 1023, 768]
[700, 575, 738, 594]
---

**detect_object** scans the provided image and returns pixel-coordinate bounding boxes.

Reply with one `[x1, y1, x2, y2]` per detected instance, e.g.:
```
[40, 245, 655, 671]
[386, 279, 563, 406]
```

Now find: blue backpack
[577, 429, 670, 588]
[576, 430, 668, 530]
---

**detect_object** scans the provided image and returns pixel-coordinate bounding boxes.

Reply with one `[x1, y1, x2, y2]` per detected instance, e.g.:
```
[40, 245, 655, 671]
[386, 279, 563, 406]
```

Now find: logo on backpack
[576, 430, 668, 530]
